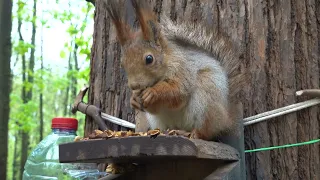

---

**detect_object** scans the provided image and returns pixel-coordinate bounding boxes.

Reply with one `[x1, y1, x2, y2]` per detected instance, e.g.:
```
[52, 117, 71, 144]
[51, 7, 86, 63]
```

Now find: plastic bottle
[22, 117, 105, 179]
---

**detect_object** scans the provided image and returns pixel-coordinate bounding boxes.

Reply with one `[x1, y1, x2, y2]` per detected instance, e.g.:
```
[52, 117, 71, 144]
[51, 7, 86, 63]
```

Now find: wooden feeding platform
[59, 132, 245, 180]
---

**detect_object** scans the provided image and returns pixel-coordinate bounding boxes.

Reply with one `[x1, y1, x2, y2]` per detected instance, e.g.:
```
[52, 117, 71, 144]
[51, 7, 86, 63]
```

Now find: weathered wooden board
[59, 136, 239, 163]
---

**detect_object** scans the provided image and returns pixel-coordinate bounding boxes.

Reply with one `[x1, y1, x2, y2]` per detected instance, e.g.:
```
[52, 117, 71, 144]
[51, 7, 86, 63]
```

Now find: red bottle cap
[51, 117, 78, 130]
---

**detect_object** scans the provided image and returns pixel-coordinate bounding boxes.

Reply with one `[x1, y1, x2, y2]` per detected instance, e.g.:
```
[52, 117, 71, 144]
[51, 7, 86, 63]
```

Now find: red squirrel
[105, 0, 246, 140]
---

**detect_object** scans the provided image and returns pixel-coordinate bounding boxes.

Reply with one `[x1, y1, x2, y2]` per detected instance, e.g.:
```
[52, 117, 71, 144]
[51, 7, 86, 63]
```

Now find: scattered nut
[120, 131, 127, 137]
[96, 133, 109, 138]
[131, 132, 141, 136]
[106, 164, 114, 173]
[168, 130, 177, 135]
[74, 136, 82, 142]
[127, 130, 133, 136]
[88, 133, 97, 139]
[106, 163, 136, 174]
[105, 130, 115, 138]
[94, 129, 103, 135]
[147, 129, 161, 137]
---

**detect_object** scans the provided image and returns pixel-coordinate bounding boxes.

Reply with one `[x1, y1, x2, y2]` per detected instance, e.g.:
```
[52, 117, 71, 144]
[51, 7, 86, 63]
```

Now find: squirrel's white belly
[145, 90, 206, 131]
[145, 106, 197, 131]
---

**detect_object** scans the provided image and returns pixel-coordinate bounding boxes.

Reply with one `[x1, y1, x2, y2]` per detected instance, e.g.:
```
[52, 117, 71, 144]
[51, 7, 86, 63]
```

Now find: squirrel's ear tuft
[105, 0, 133, 45]
[131, 0, 161, 45]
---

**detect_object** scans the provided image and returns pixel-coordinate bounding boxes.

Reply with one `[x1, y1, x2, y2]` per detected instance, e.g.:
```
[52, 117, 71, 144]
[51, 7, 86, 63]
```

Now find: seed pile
[106, 163, 137, 174]
[74, 129, 191, 142]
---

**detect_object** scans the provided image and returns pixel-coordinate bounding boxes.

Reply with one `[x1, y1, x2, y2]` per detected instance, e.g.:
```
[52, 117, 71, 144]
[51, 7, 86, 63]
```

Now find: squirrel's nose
[129, 83, 140, 90]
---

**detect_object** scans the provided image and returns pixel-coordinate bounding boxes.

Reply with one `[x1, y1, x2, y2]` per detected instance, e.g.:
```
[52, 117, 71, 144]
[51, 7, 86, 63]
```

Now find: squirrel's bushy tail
[161, 17, 247, 103]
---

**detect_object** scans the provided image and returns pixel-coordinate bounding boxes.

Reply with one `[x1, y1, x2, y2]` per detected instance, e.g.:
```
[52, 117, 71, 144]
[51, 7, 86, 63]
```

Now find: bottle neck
[52, 128, 77, 135]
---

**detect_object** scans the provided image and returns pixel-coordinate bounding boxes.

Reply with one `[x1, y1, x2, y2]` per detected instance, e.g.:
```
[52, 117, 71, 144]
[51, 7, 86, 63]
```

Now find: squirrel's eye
[145, 55, 153, 65]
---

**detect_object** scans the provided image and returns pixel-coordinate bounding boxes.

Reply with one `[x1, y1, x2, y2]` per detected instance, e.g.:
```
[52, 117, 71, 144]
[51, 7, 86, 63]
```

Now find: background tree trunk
[86, 0, 320, 179]
[20, 0, 37, 178]
[39, 18, 44, 141]
[17, 12, 25, 179]
[0, 0, 13, 179]
[64, 51, 72, 117]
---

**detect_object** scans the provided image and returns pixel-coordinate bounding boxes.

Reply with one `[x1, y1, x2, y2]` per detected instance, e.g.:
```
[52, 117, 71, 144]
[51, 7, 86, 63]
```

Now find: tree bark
[71, 43, 79, 110]
[17, 2, 26, 179]
[86, 0, 320, 179]
[39, 18, 44, 141]
[0, 0, 13, 179]
[12, 132, 20, 180]
[20, 0, 37, 178]
[64, 51, 72, 116]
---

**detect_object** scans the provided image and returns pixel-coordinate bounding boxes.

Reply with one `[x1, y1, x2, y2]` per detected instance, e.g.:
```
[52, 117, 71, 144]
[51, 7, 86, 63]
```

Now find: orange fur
[105, 0, 133, 45]
[142, 79, 187, 111]
[131, 0, 158, 41]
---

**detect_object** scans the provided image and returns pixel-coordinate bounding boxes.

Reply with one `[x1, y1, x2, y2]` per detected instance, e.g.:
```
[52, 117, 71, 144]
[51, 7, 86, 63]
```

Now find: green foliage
[60, 50, 66, 58]
[7, 0, 95, 179]
[13, 41, 34, 55]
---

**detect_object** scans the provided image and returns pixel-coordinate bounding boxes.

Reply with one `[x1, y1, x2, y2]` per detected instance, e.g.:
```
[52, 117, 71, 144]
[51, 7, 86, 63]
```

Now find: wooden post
[214, 103, 246, 180]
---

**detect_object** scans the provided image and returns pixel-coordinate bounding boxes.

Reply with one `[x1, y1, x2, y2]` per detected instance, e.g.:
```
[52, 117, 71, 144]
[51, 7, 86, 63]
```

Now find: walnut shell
[74, 136, 82, 142]
[94, 129, 103, 135]
[147, 129, 161, 137]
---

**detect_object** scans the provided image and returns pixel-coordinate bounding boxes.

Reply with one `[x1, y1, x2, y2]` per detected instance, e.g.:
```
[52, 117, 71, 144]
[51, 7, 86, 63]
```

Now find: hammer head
[71, 86, 89, 114]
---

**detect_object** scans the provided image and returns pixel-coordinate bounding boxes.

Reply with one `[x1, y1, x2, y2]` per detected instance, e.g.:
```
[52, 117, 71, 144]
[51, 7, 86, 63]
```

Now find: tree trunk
[39, 17, 44, 141]
[86, 0, 320, 179]
[0, 0, 13, 179]
[71, 43, 79, 111]
[12, 132, 20, 180]
[64, 51, 72, 117]
[18, 4, 26, 179]
[20, 0, 37, 178]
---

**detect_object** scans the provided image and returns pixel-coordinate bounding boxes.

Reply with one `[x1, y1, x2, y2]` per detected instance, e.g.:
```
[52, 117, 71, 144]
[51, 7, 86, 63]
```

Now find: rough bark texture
[86, 0, 320, 179]
[85, 0, 136, 136]
[0, 0, 12, 179]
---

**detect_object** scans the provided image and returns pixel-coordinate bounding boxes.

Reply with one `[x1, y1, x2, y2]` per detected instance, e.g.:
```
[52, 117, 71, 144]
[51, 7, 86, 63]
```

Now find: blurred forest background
[1, 0, 95, 179]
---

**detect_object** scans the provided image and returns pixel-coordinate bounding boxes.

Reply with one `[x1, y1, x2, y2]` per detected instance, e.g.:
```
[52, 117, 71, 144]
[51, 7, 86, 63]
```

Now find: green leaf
[60, 50, 66, 58]
[80, 23, 87, 32]
[75, 37, 85, 47]
[64, 42, 69, 48]
[53, 11, 59, 19]
[41, 19, 48, 25]
[66, 25, 78, 35]
[81, 7, 87, 13]
[78, 67, 90, 80]
[79, 48, 91, 56]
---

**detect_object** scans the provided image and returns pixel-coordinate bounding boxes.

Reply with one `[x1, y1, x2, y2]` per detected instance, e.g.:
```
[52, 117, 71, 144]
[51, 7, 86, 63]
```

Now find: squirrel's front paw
[141, 87, 157, 108]
[130, 90, 143, 111]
